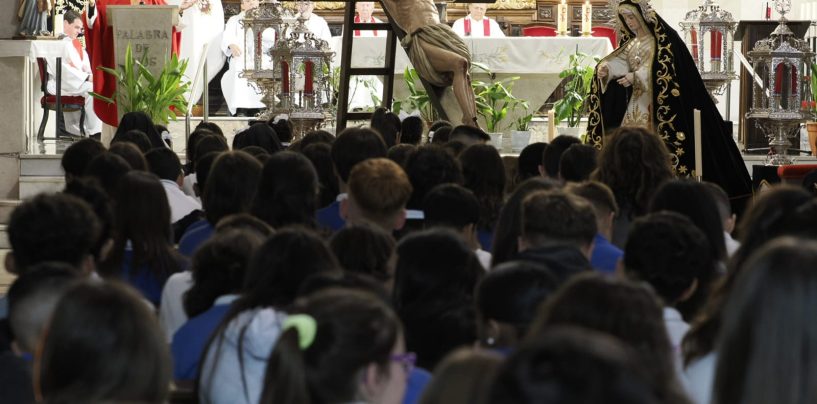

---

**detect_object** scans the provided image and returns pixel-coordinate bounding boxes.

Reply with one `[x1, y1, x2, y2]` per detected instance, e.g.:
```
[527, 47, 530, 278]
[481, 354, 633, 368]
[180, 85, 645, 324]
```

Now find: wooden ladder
[335, 0, 449, 131]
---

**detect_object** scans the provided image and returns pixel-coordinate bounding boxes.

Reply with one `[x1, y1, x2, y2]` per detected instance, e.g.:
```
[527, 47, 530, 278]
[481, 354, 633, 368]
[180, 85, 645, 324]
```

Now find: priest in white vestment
[46, 10, 102, 136]
[452, 3, 505, 38]
[349, 1, 382, 37]
[220, 0, 276, 116]
[167, 0, 226, 104]
[297, 1, 332, 42]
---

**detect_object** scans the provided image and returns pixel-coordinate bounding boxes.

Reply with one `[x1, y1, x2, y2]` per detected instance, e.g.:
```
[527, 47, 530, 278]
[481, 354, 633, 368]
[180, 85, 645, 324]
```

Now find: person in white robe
[166, 0, 226, 104]
[220, 0, 276, 116]
[297, 1, 332, 42]
[46, 10, 102, 136]
[338, 1, 384, 110]
[452, 3, 505, 38]
[350, 1, 382, 37]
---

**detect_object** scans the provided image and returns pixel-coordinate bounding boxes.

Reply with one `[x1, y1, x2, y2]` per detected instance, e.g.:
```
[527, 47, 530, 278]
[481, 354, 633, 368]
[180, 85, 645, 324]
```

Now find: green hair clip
[282, 314, 317, 350]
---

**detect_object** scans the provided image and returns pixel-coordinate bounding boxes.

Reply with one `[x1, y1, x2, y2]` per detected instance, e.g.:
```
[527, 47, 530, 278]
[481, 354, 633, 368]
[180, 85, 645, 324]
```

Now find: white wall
[1, 0, 21, 39]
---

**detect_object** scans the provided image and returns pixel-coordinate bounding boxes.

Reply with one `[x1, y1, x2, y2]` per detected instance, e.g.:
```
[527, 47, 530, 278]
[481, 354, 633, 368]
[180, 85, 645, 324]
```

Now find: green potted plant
[472, 68, 526, 150]
[552, 50, 598, 137]
[91, 44, 189, 125]
[392, 67, 439, 124]
[511, 110, 533, 152]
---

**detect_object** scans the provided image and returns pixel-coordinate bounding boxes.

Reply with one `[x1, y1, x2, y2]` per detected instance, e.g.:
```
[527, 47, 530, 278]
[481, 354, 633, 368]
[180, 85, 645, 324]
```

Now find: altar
[329, 36, 614, 122]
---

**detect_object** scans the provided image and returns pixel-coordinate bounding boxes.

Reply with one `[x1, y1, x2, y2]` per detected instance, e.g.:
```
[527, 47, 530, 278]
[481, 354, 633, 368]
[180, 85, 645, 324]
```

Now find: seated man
[297, 0, 332, 42]
[351, 1, 382, 37]
[452, 3, 505, 38]
[46, 10, 102, 137]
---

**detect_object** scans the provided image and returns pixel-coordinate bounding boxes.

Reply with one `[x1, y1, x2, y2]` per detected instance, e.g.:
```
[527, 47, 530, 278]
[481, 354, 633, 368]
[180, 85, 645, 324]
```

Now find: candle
[54, 13, 64, 37]
[691, 28, 699, 62]
[581, 1, 592, 36]
[304, 61, 314, 94]
[557, 0, 568, 36]
[547, 109, 556, 141]
[710, 31, 722, 59]
[694, 108, 703, 180]
[281, 61, 289, 94]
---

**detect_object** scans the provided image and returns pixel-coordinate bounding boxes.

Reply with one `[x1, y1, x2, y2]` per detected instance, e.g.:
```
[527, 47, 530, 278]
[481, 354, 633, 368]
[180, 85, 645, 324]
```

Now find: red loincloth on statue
[83, 0, 181, 126]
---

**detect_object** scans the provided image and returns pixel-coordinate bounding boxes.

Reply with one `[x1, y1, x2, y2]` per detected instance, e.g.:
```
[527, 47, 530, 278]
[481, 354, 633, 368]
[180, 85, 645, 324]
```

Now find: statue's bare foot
[462, 115, 479, 128]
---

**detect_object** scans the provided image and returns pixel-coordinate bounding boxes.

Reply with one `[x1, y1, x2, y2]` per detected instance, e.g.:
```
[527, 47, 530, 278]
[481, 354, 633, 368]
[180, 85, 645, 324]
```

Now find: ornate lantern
[679, 0, 738, 103]
[747, 0, 815, 165]
[271, 12, 335, 136]
[239, 0, 287, 120]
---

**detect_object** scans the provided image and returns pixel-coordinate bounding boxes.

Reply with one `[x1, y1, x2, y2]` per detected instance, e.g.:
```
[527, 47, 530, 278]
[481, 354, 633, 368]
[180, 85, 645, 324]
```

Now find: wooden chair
[592, 26, 618, 48]
[521, 25, 557, 37]
[36, 57, 86, 141]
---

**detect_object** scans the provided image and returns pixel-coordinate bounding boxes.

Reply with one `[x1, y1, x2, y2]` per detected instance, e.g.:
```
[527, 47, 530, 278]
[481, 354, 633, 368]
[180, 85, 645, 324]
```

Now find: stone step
[19, 176, 64, 200]
[20, 154, 63, 177]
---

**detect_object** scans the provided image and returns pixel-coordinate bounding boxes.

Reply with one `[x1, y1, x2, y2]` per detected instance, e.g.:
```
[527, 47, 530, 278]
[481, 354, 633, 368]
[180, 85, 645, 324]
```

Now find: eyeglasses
[390, 352, 416, 374]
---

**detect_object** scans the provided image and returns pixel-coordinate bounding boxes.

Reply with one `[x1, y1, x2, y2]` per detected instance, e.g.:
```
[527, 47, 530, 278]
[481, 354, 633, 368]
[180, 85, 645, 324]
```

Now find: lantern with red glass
[680, 0, 737, 104]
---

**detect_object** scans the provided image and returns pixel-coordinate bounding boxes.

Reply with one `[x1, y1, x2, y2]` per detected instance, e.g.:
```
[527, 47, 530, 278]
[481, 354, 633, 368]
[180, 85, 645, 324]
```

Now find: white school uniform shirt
[220, 11, 275, 115]
[160, 179, 202, 223]
[451, 15, 505, 38]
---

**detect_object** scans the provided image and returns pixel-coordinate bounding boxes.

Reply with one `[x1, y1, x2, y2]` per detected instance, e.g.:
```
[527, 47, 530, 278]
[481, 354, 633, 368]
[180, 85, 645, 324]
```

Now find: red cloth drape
[83, 0, 181, 126]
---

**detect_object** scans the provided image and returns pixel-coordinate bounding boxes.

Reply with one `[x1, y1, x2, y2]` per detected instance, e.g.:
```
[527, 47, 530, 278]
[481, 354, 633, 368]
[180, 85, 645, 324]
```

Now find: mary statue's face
[622, 12, 643, 35]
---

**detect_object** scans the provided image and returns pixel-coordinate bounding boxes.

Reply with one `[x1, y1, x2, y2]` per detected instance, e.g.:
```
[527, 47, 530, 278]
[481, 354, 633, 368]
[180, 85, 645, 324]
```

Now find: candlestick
[581, 1, 592, 36]
[281, 61, 290, 94]
[304, 61, 314, 94]
[557, 0, 568, 36]
[710, 30, 722, 59]
[694, 108, 703, 180]
[547, 109, 556, 141]
[691, 28, 699, 62]
[54, 12, 64, 37]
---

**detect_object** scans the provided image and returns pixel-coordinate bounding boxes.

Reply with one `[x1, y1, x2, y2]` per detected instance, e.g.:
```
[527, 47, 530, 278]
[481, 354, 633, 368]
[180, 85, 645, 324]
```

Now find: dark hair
[195, 121, 224, 136]
[591, 127, 673, 218]
[422, 183, 480, 229]
[215, 213, 275, 236]
[183, 229, 266, 317]
[37, 281, 171, 403]
[394, 228, 483, 369]
[8, 263, 79, 352]
[405, 145, 464, 209]
[370, 107, 401, 148]
[259, 289, 401, 404]
[476, 261, 558, 346]
[460, 144, 505, 231]
[442, 140, 467, 157]
[8, 193, 100, 271]
[115, 111, 164, 149]
[429, 119, 452, 132]
[541, 135, 581, 178]
[329, 222, 396, 284]
[252, 151, 319, 229]
[108, 141, 148, 171]
[450, 125, 490, 142]
[331, 127, 387, 183]
[111, 129, 153, 153]
[491, 177, 559, 267]
[241, 145, 272, 163]
[100, 171, 184, 286]
[430, 125, 452, 144]
[63, 9, 81, 23]
[83, 152, 132, 196]
[300, 130, 335, 150]
[521, 190, 597, 249]
[269, 119, 293, 143]
[196, 134, 230, 160]
[195, 152, 220, 196]
[400, 116, 425, 145]
[184, 129, 214, 174]
[145, 147, 182, 181]
[682, 185, 814, 364]
[387, 144, 416, 169]
[702, 181, 732, 222]
[559, 143, 597, 182]
[713, 237, 817, 404]
[62, 177, 114, 261]
[418, 349, 503, 404]
[530, 274, 689, 404]
[515, 142, 546, 183]
[61, 138, 106, 180]
[625, 211, 713, 312]
[565, 180, 619, 219]
[233, 123, 284, 154]
[489, 327, 660, 404]
[301, 143, 339, 209]
[203, 151, 263, 225]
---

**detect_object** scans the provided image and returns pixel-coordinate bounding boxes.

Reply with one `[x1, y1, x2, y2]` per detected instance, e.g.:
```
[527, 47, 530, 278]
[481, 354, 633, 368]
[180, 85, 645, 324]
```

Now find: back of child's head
[184, 229, 267, 318]
[203, 150, 263, 225]
[370, 107, 401, 148]
[8, 193, 101, 272]
[450, 125, 490, 145]
[331, 127, 388, 183]
[429, 120, 452, 133]
[185, 129, 214, 171]
[520, 189, 597, 249]
[269, 118, 293, 144]
[488, 327, 659, 404]
[37, 281, 171, 403]
[111, 129, 152, 153]
[430, 125, 452, 144]
[194, 151, 220, 196]
[63, 178, 114, 261]
[233, 123, 284, 154]
[387, 143, 417, 169]
[197, 134, 229, 160]
[405, 145, 464, 209]
[145, 147, 182, 181]
[347, 158, 413, 226]
[8, 262, 80, 353]
[460, 144, 506, 229]
[252, 151, 319, 229]
[516, 142, 547, 182]
[259, 289, 403, 404]
[301, 142, 340, 208]
[702, 181, 733, 225]
[559, 143, 598, 182]
[624, 211, 711, 306]
[108, 141, 148, 171]
[330, 222, 396, 287]
[541, 135, 581, 178]
[418, 348, 503, 404]
[83, 152, 133, 196]
[61, 138, 106, 181]
[476, 261, 558, 341]
[195, 121, 224, 136]
[215, 213, 274, 237]
[400, 115, 425, 145]
[300, 129, 335, 150]
[422, 183, 480, 229]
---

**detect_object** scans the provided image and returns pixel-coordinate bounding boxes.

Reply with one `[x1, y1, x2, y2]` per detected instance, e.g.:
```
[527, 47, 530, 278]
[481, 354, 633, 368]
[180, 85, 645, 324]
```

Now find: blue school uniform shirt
[121, 248, 180, 306]
[316, 194, 347, 232]
[178, 219, 215, 258]
[590, 233, 623, 274]
[171, 294, 239, 381]
[403, 367, 432, 404]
